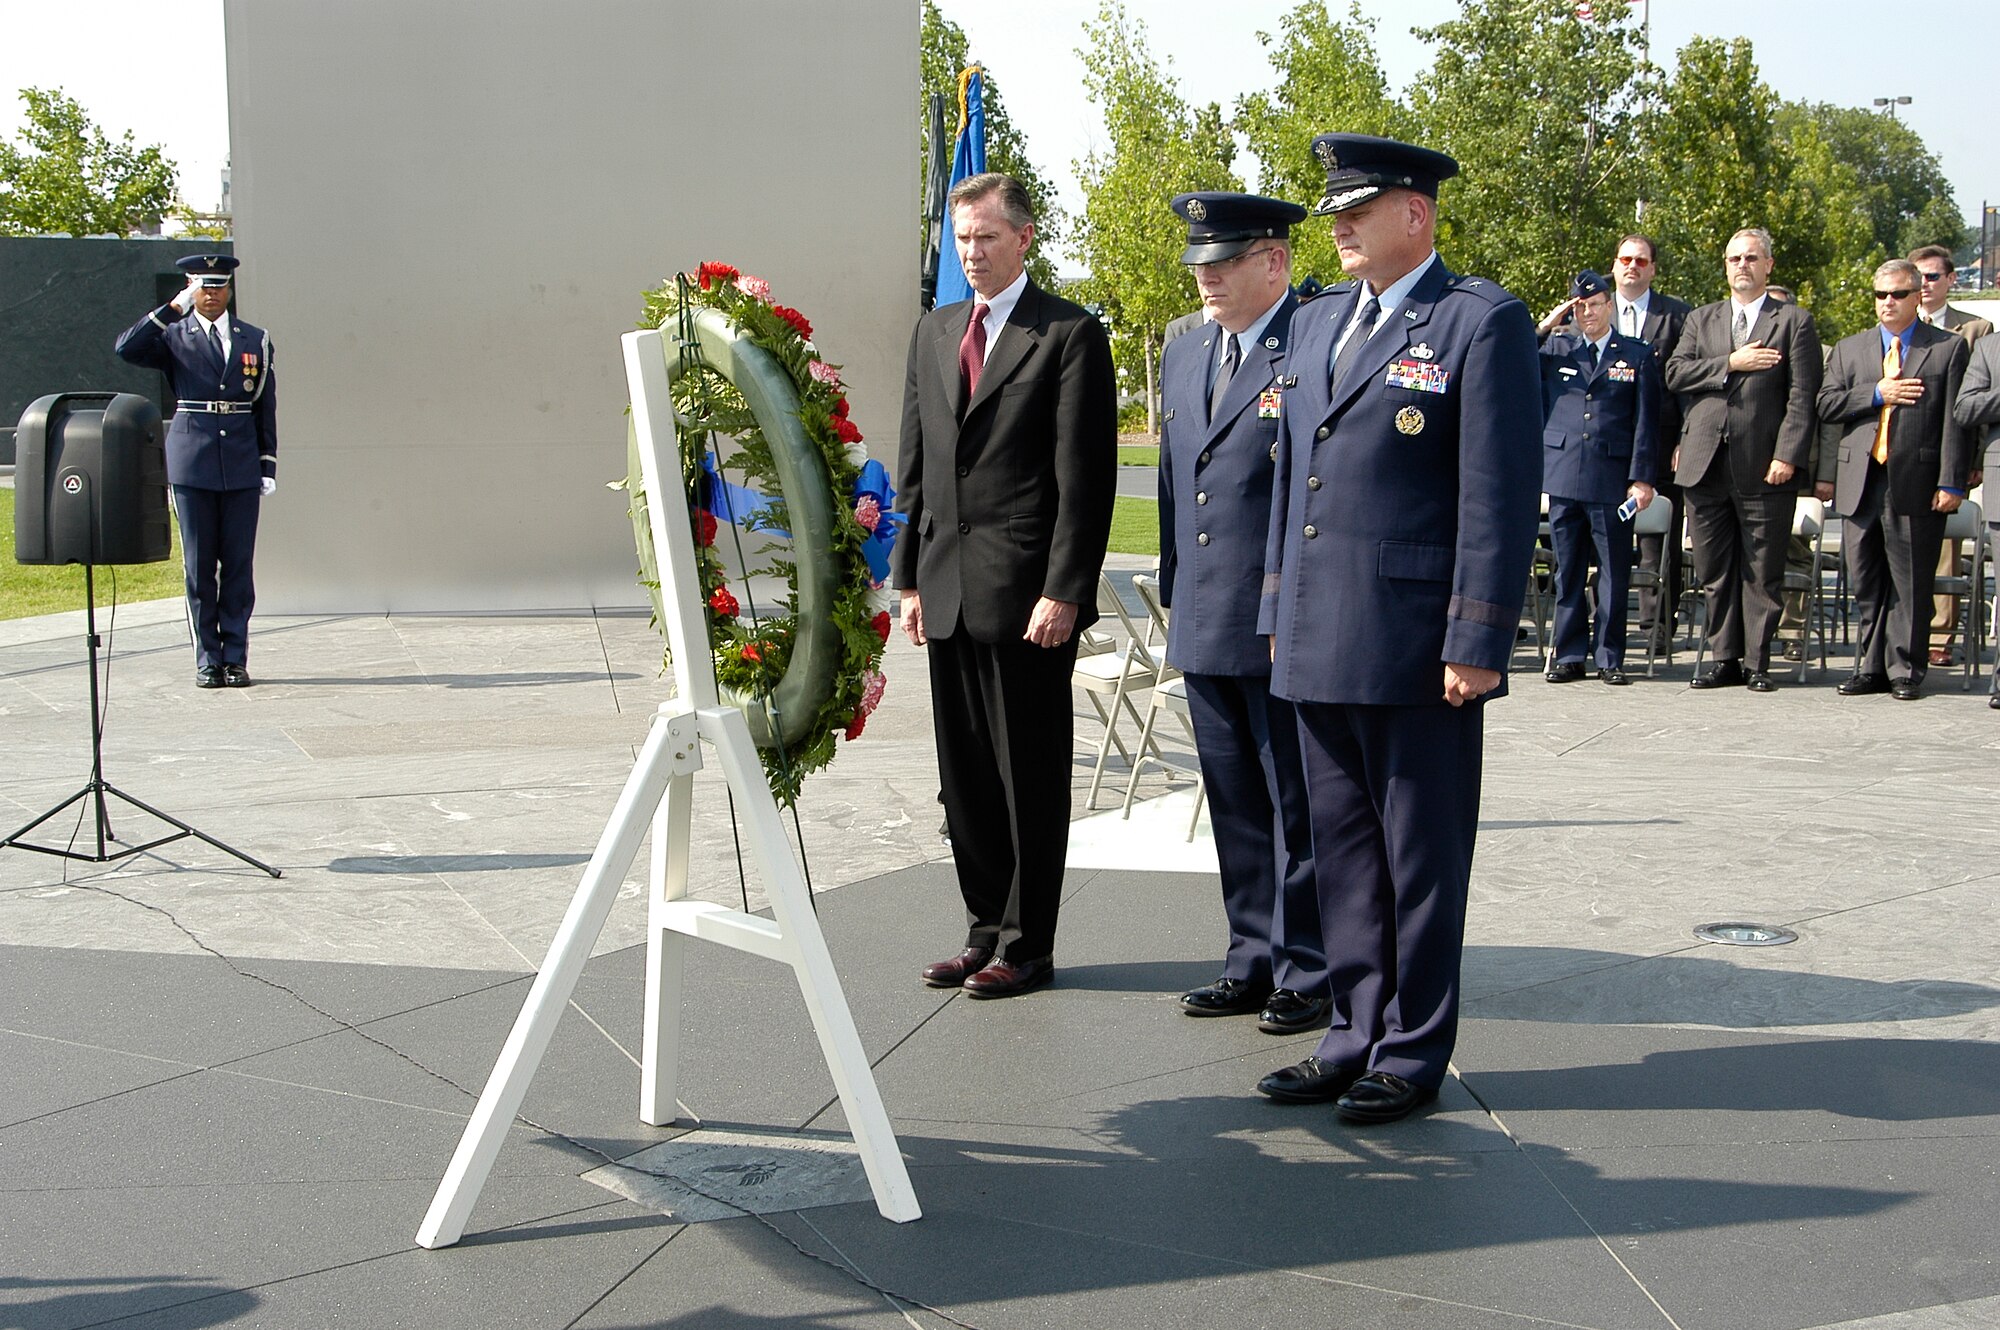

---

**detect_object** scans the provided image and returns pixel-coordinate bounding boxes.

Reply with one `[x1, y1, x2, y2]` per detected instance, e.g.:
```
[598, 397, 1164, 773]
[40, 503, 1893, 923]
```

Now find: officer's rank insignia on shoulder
[1258, 388, 1282, 419]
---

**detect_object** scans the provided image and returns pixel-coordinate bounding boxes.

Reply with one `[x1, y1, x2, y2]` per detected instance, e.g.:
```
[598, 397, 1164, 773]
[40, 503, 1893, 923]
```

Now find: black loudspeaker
[13, 392, 170, 566]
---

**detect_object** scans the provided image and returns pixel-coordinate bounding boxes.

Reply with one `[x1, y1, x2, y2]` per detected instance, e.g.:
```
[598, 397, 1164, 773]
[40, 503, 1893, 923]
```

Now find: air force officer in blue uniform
[1536, 269, 1660, 685]
[1157, 193, 1330, 1035]
[115, 254, 277, 688]
[1255, 135, 1541, 1124]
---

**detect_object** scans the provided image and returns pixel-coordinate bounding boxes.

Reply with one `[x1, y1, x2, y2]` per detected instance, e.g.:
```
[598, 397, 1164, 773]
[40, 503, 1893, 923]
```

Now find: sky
[1, 1, 1988, 239]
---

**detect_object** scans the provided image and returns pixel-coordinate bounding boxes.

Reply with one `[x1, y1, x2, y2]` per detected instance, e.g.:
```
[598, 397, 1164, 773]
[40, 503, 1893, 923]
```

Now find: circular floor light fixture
[1693, 922, 1798, 947]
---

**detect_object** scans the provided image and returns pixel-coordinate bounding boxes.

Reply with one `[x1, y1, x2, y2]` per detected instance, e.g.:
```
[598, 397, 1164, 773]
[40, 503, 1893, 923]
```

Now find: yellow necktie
[1872, 337, 1900, 464]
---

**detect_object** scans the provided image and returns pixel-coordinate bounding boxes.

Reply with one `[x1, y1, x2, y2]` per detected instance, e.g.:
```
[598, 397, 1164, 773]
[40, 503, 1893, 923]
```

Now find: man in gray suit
[1819, 259, 1971, 701]
[1950, 329, 2000, 710]
[894, 172, 1118, 998]
[1665, 227, 1822, 692]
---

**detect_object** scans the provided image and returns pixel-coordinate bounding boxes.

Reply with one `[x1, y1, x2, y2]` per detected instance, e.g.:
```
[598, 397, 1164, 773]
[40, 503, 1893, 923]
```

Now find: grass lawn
[0, 488, 185, 621]
[1106, 494, 1159, 557]
[1116, 443, 1159, 467]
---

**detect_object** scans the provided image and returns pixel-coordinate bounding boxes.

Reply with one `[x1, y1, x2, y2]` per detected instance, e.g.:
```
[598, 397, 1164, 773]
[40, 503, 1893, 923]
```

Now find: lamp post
[1873, 95, 1912, 119]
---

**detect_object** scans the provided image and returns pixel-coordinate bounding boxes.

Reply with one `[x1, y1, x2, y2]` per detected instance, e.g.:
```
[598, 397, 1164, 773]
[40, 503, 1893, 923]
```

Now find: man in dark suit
[1820, 259, 1971, 701]
[893, 172, 1118, 999]
[1255, 134, 1541, 1124]
[1610, 234, 1692, 648]
[1950, 330, 2000, 710]
[1910, 245, 1990, 667]
[1665, 227, 1822, 692]
[1156, 192, 1329, 1035]
[1535, 269, 1660, 685]
[114, 253, 278, 689]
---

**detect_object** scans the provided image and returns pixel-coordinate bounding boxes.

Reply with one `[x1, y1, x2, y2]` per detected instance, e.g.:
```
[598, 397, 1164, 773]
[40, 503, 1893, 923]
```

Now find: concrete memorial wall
[225, 0, 915, 611]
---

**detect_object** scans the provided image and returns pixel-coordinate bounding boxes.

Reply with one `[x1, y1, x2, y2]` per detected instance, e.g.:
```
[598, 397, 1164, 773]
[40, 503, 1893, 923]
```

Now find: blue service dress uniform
[1158, 294, 1326, 1000]
[114, 303, 277, 670]
[1539, 329, 1661, 670]
[1259, 258, 1541, 1090]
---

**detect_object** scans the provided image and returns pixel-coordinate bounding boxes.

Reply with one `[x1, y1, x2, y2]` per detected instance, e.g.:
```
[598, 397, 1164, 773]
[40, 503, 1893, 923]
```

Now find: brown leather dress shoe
[961, 956, 1054, 999]
[921, 947, 993, 989]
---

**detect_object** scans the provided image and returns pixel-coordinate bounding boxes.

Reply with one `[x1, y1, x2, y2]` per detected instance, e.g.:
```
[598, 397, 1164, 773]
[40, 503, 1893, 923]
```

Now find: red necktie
[959, 302, 990, 398]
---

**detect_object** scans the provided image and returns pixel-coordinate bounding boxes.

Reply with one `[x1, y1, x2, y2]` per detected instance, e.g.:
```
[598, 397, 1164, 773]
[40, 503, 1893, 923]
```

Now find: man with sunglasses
[1610, 236, 1692, 651]
[1817, 259, 1970, 701]
[1157, 192, 1329, 1037]
[1909, 245, 1990, 667]
[1665, 227, 1821, 692]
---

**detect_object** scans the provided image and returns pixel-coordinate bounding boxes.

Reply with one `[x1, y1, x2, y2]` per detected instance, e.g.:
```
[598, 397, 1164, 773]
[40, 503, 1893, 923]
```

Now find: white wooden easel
[415, 329, 921, 1248]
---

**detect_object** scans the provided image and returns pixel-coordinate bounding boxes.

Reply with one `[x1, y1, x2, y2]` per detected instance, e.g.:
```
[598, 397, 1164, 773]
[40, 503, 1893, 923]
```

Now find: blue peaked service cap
[1308, 133, 1459, 216]
[177, 253, 239, 286]
[1171, 192, 1307, 265]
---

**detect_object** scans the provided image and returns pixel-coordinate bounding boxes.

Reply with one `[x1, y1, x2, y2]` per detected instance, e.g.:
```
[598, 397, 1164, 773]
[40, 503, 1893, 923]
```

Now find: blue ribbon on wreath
[698, 453, 902, 585]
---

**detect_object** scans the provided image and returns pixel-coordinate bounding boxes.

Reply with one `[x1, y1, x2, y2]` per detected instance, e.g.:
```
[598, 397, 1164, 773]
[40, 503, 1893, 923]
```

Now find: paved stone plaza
[3, 563, 1998, 1329]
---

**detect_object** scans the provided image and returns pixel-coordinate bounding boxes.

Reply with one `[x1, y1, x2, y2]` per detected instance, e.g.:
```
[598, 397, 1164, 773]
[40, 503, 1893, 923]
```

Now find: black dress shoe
[1688, 660, 1745, 689]
[1837, 672, 1890, 696]
[1891, 678, 1921, 701]
[1988, 693, 1999, 710]
[1544, 661, 1587, 683]
[195, 666, 223, 689]
[1782, 641, 1804, 662]
[962, 955, 1054, 999]
[1335, 1071, 1438, 1123]
[921, 946, 992, 988]
[1257, 1056, 1363, 1104]
[222, 664, 252, 688]
[1180, 976, 1270, 1017]
[1256, 990, 1332, 1034]
[1745, 670, 1777, 693]
[1598, 667, 1629, 686]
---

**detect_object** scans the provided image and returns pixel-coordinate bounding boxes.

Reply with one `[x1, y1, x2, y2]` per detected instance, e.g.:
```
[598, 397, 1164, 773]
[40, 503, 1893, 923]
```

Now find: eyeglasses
[1873, 289, 1917, 300]
[1615, 255, 1652, 266]
[1196, 246, 1280, 272]
[1724, 253, 1768, 265]
[1919, 270, 1952, 283]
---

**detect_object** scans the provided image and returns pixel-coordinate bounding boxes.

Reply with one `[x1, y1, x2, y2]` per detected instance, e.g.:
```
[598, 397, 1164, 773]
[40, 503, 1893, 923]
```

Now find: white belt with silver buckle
[176, 400, 252, 414]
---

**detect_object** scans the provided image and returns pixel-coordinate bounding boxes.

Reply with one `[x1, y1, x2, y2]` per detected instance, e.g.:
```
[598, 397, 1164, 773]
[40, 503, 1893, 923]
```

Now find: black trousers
[1686, 469, 1791, 671]
[927, 630, 1081, 962]
[172, 484, 261, 668]
[1846, 462, 1945, 682]
[1183, 673, 1325, 995]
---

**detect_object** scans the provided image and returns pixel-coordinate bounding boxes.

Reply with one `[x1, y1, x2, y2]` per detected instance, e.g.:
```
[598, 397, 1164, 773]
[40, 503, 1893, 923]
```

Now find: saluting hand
[171, 278, 199, 315]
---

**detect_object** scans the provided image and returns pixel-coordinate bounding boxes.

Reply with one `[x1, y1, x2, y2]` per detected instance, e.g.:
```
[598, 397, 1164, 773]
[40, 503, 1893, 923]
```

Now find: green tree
[921, 0, 1062, 292]
[0, 87, 176, 237]
[1069, 0, 1241, 434]
[1782, 101, 1966, 258]
[1408, 0, 1648, 312]
[1234, 1, 1407, 287]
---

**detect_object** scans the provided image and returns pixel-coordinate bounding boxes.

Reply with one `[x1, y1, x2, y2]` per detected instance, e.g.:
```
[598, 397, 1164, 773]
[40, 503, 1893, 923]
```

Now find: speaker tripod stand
[2, 564, 281, 877]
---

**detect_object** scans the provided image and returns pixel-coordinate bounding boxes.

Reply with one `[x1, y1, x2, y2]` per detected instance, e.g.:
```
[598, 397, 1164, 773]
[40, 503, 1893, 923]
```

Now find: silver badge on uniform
[1186, 198, 1207, 221]
[1395, 406, 1425, 435]
[1410, 342, 1435, 360]
[1265, 336, 1279, 349]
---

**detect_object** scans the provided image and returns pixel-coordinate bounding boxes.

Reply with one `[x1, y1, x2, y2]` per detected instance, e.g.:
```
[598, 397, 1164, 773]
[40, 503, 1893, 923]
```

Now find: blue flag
[933, 66, 986, 310]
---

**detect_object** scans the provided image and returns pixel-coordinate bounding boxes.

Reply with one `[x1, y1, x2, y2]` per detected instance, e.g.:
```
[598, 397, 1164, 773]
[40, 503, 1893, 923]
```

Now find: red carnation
[708, 586, 739, 618]
[831, 415, 863, 445]
[772, 305, 813, 340]
[832, 396, 850, 419]
[740, 641, 763, 663]
[872, 610, 891, 643]
[696, 261, 740, 290]
[695, 507, 718, 547]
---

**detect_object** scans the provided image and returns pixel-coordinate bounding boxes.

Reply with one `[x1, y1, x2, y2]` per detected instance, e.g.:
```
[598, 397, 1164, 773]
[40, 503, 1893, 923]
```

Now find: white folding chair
[1627, 493, 1674, 676]
[1935, 499, 1988, 689]
[1074, 573, 1174, 810]
[1119, 575, 1202, 836]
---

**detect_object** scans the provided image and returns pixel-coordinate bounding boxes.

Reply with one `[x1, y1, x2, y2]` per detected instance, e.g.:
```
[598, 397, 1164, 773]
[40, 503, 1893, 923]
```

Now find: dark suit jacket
[1665, 297, 1821, 494]
[891, 280, 1117, 643]
[1629, 291, 1691, 483]
[114, 304, 277, 492]
[1158, 294, 1295, 677]
[1820, 322, 1970, 516]
[1952, 332, 2000, 482]
[1538, 329, 1660, 504]
[1258, 261, 1542, 706]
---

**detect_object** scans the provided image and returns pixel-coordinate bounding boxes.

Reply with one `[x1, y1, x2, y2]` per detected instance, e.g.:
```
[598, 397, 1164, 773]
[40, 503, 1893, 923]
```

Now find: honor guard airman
[1157, 191, 1330, 1036]
[115, 253, 278, 688]
[1255, 134, 1542, 1123]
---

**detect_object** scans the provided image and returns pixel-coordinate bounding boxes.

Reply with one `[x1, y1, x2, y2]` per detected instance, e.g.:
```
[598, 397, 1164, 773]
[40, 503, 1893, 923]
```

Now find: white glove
[260, 477, 277, 497]
[171, 278, 199, 314]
